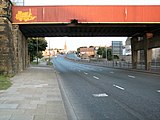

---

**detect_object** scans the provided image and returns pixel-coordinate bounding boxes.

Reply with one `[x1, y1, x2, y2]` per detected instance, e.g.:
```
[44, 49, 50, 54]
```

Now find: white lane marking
[93, 76, 99, 79]
[113, 84, 125, 90]
[92, 93, 108, 97]
[128, 75, 135, 78]
[84, 72, 88, 75]
[157, 90, 160, 93]
[99, 69, 102, 71]
[110, 72, 114, 74]
[78, 70, 81, 72]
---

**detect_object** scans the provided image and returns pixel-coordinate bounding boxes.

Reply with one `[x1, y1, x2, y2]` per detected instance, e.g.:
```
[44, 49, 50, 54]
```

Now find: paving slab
[0, 115, 11, 120]
[0, 63, 68, 120]
[0, 104, 18, 109]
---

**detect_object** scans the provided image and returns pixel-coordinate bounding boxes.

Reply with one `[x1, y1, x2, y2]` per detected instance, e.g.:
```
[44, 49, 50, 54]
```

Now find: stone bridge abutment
[0, 0, 28, 74]
[0, 17, 28, 75]
[131, 34, 160, 71]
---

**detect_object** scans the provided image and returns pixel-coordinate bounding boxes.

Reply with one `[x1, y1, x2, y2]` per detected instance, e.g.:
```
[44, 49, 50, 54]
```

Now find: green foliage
[107, 49, 112, 61]
[114, 55, 119, 59]
[0, 76, 12, 90]
[76, 47, 80, 56]
[28, 37, 47, 62]
[37, 51, 43, 59]
[46, 61, 53, 66]
[97, 47, 106, 58]
[97, 47, 114, 61]
[97, 47, 103, 56]
[77, 47, 80, 53]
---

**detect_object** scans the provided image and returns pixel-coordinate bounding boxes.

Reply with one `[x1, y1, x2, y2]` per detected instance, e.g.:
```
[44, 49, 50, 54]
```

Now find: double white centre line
[113, 84, 125, 91]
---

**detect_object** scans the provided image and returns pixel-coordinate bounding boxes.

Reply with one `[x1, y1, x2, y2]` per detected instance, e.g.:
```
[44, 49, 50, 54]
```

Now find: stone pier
[131, 33, 160, 71]
[0, 0, 28, 75]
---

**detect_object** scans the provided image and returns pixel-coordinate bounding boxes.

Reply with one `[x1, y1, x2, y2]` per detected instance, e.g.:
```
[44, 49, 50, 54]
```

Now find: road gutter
[55, 70, 78, 120]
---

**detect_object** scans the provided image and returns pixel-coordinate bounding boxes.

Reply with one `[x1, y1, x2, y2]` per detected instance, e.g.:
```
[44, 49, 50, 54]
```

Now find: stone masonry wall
[12, 24, 28, 73]
[0, 0, 28, 75]
[0, 17, 15, 74]
[0, 18, 28, 74]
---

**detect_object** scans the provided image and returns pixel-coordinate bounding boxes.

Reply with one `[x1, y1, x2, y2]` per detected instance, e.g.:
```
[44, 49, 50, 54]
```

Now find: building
[124, 37, 143, 62]
[42, 49, 57, 57]
[79, 47, 95, 59]
[123, 38, 132, 62]
[124, 37, 160, 63]
[124, 37, 131, 56]
[112, 41, 123, 60]
[63, 41, 68, 54]
[152, 48, 160, 62]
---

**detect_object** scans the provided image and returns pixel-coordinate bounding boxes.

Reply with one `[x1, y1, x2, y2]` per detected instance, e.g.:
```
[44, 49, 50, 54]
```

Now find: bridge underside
[1, 3, 160, 75]
[19, 23, 160, 37]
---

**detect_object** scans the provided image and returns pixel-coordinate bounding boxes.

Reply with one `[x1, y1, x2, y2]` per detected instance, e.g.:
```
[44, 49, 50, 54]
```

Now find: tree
[77, 47, 80, 56]
[97, 47, 106, 58]
[114, 55, 119, 60]
[89, 46, 94, 48]
[107, 49, 112, 61]
[97, 47, 103, 56]
[97, 47, 114, 60]
[28, 37, 47, 62]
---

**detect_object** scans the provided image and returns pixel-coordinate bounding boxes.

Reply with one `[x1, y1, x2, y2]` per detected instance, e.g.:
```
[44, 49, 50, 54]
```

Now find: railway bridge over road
[0, 0, 160, 74]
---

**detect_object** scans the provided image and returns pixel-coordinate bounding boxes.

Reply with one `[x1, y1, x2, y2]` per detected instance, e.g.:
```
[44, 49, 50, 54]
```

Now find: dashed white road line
[157, 90, 160, 93]
[92, 93, 108, 97]
[84, 72, 88, 75]
[78, 70, 81, 72]
[110, 72, 114, 74]
[128, 75, 135, 78]
[93, 76, 99, 80]
[113, 84, 125, 90]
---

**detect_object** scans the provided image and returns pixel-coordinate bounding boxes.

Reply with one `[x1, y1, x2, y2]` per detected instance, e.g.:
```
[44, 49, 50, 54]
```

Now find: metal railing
[66, 56, 160, 74]
[149, 62, 160, 73]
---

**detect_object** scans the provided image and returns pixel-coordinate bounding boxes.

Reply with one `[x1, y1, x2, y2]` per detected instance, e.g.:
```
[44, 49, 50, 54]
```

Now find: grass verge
[0, 75, 12, 90]
[31, 61, 39, 65]
[47, 61, 53, 66]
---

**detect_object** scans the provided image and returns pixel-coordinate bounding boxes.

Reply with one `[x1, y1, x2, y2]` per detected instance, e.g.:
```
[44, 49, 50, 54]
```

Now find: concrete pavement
[0, 62, 68, 120]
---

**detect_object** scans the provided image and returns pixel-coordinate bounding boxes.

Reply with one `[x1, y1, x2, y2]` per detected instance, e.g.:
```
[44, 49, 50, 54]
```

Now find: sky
[23, 0, 160, 50]
[46, 37, 127, 50]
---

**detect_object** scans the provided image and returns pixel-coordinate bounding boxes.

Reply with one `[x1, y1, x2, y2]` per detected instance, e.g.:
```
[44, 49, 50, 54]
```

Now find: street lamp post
[36, 38, 38, 64]
[49, 39, 50, 62]
[105, 45, 107, 61]
[112, 46, 114, 67]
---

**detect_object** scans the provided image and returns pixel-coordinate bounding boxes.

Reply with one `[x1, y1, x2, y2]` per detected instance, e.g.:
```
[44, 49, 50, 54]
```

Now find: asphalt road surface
[53, 55, 160, 120]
